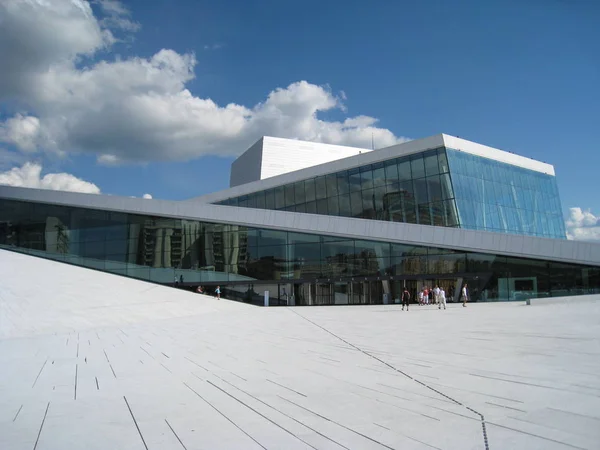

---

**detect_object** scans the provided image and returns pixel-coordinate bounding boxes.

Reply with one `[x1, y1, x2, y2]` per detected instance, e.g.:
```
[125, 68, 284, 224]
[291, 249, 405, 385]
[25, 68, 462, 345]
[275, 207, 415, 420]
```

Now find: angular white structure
[230, 136, 370, 187]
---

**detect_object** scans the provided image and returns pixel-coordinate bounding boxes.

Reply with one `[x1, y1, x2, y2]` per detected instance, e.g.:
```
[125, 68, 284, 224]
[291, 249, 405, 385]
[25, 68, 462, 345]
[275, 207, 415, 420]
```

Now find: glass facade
[1, 198, 597, 306]
[216, 147, 566, 239]
[445, 149, 566, 239]
[217, 148, 461, 228]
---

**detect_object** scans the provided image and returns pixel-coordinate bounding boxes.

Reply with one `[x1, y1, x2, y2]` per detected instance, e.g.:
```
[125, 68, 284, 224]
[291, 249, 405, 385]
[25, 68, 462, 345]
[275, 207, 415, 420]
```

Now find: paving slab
[1, 250, 600, 449]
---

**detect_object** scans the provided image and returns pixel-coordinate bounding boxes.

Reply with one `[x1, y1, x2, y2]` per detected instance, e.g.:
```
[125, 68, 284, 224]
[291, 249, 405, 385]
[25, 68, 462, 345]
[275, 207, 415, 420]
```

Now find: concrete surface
[1, 250, 599, 450]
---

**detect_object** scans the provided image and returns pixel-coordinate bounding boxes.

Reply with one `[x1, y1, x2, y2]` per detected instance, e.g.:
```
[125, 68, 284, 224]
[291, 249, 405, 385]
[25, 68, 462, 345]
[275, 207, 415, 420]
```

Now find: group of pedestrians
[400, 283, 469, 311]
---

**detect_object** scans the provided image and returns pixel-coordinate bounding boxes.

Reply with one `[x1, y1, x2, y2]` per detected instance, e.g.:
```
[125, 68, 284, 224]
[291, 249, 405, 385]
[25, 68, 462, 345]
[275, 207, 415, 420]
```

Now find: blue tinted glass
[446, 148, 565, 239]
[398, 159, 411, 179]
[384, 159, 398, 183]
[348, 168, 362, 192]
[411, 156, 425, 179]
[424, 151, 439, 176]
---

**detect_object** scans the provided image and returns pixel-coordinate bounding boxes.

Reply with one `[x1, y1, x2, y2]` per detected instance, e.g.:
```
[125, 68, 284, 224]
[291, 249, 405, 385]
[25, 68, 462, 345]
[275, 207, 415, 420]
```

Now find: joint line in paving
[33, 402, 50, 450]
[183, 382, 267, 450]
[123, 396, 149, 450]
[211, 373, 351, 450]
[290, 309, 490, 450]
[165, 419, 188, 450]
[206, 379, 320, 450]
[32, 359, 48, 388]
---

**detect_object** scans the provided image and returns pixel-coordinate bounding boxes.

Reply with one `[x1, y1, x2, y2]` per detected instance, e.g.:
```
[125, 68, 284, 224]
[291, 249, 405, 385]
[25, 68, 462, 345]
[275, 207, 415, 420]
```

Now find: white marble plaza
[1, 250, 599, 450]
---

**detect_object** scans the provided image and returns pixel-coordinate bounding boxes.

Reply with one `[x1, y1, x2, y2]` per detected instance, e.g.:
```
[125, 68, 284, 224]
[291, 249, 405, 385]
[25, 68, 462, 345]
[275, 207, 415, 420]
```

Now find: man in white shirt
[462, 284, 468, 307]
[438, 288, 446, 310]
[433, 285, 440, 304]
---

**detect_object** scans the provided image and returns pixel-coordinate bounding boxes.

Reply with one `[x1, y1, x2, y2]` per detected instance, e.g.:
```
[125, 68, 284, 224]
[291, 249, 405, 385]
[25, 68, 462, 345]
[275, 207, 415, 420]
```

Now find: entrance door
[333, 282, 349, 305]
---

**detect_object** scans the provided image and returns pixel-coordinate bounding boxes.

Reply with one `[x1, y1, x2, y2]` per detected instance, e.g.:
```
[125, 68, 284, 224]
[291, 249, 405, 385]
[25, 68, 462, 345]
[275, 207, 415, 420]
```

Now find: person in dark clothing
[401, 287, 411, 311]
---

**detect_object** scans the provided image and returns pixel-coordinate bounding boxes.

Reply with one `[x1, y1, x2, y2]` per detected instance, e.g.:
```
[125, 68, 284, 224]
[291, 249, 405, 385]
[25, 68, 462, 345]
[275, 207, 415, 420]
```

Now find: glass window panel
[315, 176, 327, 200]
[438, 149, 449, 173]
[305, 201, 317, 214]
[430, 202, 445, 226]
[360, 166, 374, 190]
[305, 179, 316, 202]
[288, 232, 320, 245]
[372, 164, 386, 188]
[327, 196, 339, 216]
[290, 242, 321, 260]
[411, 156, 425, 179]
[284, 184, 295, 206]
[255, 191, 265, 209]
[348, 168, 362, 192]
[258, 245, 288, 260]
[354, 240, 391, 258]
[259, 229, 287, 247]
[104, 239, 128, 255]
[392, 255, 427, 275]
[361, 189, 376, 219]
[440, 173, 454, 200]
[418, 204, 432, 225]
[293, 181, 305, 204]
[316, 198, 329, 215]
[336, 171, 350, 195]
[295, 203, 306, 213]
[427, 176, 443, 202]
[338, 194, 351, 216]
[397, 160, 411, 180]
[247, 194, 256, 208]
[274, 186, 285, 209]
[265, 189, 275, 209]
[384, 185, 404, 222]
[413, 178, 429, 204]
[321, 240, 354, 259]
[350, 191, 363, 217]
[384, 159, 398, 184]
[424, 151, 439, 176]
[325, 174, 338, 197]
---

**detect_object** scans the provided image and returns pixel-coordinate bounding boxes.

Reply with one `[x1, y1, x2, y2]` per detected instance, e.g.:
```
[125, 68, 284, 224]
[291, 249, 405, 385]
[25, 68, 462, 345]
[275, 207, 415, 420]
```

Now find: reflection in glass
[0, 198, 597, 304]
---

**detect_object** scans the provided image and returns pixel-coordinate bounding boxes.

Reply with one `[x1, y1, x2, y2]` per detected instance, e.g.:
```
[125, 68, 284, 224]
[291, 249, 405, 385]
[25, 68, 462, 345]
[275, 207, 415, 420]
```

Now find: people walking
[418, 289, 424, 306]
[461, 283, 469, 307]
[215, 285, 221, 300]
[423, 287, 429, 305]
[434, 285, 440, 305]
[439, 287, 447, 310]
[401, 287, 410, 311]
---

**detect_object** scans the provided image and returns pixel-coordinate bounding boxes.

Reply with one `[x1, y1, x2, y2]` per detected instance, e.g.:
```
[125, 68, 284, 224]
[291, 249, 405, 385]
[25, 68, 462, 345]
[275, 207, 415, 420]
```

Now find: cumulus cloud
[0, 115, 42, 152]
[0, 0, 408, 165]
[565, 207, 600, 241]
[0, 162, 100, 194]
[142, 193, 152, 199]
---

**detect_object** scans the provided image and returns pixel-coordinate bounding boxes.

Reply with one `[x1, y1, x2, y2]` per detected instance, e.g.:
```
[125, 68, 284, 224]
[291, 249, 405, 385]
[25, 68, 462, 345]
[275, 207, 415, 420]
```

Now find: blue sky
[0, 0, 599, 237]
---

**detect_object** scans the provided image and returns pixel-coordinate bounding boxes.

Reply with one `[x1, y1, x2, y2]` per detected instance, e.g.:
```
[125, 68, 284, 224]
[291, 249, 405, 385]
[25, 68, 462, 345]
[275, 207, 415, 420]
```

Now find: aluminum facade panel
[1, 185, 599, 267]
[229, 138, 264, 187]
[442, 135, 555, 175]
[260, 137, 368, 180]
[191, 134, 557, 204]
[189, 135, 446, 203]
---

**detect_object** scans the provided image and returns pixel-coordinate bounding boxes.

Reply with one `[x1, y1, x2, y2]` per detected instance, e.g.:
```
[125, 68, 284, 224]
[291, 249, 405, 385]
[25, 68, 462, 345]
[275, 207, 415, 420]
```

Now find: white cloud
[95, 0, 140, 32]
[0, 162, 100, 194]
[142, 193, 152, 199]
[0, 115, 42, 152]
[565, 207, 600, 241]
[0, 0, 409, 164]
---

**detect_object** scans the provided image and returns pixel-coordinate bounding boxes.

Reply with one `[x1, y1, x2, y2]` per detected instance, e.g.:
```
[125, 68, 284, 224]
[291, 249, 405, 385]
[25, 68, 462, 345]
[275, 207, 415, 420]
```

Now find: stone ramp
[0, 250, 248, 339]
[1, 250, 599, 449]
